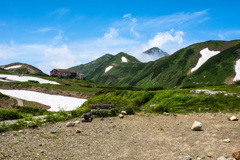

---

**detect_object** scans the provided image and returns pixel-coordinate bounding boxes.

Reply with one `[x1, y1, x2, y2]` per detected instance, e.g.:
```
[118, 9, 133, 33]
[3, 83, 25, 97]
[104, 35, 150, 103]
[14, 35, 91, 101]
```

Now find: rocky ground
[0, 113, 240, 160]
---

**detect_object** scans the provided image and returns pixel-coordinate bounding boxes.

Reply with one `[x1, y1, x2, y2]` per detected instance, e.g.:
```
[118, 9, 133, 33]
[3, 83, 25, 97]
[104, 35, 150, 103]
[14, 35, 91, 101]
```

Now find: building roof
[52, 69, 76, 73]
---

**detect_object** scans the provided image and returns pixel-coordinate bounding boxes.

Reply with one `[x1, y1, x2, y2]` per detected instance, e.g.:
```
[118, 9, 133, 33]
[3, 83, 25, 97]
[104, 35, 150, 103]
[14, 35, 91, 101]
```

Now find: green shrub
[0, 109, 23, 121]
[12, 105, 47, 115]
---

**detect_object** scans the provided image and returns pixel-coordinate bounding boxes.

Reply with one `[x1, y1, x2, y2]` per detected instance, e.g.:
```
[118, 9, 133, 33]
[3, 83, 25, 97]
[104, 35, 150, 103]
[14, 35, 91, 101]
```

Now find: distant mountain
[0, 62, 46, 75]
[69, 40, 240, 88]
[143, 47, 169, 58]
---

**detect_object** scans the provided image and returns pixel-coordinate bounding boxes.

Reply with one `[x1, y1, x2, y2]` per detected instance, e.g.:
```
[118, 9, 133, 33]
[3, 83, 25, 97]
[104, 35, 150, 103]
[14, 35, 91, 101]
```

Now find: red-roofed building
[50, 69, 86, 79]
[50, 69, 77, 78]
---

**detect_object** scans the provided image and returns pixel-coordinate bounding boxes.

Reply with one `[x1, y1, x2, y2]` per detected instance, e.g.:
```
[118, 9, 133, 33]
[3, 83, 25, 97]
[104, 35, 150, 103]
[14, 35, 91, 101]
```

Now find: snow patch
[0, 89, 87, 112]
[233, 59, 240, 81]
[105, 66, 113, 73]
[191, 48, 220, 73]
[5, 65, 22, 70]
[0, 74, 59, 85]
[121, 56, 128, 63]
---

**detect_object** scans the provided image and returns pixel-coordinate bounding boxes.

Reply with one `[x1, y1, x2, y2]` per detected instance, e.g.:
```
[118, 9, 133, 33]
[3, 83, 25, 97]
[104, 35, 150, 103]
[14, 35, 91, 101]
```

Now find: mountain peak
[143, 47, 169, 58]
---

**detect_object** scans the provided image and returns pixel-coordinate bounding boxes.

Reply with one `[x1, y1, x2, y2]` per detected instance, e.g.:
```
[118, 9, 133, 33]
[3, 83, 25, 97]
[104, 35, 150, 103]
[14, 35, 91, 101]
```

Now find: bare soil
[0, 113, 240, 160]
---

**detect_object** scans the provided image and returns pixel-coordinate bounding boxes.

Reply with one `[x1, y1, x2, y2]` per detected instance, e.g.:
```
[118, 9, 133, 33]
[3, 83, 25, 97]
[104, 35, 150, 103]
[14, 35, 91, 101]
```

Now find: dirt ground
[0, 113, 240, 160]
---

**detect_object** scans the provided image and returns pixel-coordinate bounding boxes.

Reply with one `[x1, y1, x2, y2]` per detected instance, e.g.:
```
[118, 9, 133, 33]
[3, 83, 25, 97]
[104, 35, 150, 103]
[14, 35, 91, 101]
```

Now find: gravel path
[0, 113, 240, 160]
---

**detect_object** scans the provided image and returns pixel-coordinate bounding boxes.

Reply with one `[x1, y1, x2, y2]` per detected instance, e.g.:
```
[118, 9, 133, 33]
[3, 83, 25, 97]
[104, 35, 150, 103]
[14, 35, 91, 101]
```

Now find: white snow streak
[121, 56, 128, 63]
[105, 66, 113, 73]
[0, 89, 87, 112]
[0, 74, 59, 85]
[4, 65, 22, 70]
[191, 48, 220, 73]
[233, 59, 240, 81]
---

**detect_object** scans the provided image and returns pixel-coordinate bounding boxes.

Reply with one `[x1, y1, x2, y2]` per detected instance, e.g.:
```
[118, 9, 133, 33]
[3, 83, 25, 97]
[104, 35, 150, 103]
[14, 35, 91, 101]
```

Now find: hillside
[0, 62, 46, 75]
[69, 40, 240, 88]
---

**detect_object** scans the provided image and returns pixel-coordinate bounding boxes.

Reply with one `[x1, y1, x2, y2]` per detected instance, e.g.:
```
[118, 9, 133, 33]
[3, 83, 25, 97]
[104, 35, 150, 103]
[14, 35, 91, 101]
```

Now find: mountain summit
[143, 47, 169, 58]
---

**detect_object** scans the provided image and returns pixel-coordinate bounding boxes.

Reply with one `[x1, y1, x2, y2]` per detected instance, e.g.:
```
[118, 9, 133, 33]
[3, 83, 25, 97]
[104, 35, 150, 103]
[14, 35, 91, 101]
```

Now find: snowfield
[191, 48, 220, 73]
[121, 56, 128, 63]
[105, 66, 113, 73]
[4, 65, 22, 70]
[0, 74, 59, 85]
[0, 89, 87, 111]
[233, 59, 240, 81]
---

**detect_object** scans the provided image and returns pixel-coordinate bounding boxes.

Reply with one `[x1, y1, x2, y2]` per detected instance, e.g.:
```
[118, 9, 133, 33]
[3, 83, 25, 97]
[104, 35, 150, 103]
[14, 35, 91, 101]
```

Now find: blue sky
[0, 0, 240, 74]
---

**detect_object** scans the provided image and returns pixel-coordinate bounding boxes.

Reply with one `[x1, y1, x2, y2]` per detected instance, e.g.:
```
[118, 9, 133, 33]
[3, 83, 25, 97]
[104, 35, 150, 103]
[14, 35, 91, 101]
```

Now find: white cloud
[148, 30, 184, 48]
[123, 14, 137, 23]
[103, 28, 118, 39]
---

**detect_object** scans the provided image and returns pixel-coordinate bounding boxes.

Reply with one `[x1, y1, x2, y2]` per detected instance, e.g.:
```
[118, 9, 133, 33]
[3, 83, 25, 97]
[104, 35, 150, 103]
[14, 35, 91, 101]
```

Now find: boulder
[232, 151, 240, 160]
[121, 111, 127, 115]
[119, 114, 124, 118]
[191, 121, 202, 131]
[66, 122, 75, 127]
[179, 155, 192, 160]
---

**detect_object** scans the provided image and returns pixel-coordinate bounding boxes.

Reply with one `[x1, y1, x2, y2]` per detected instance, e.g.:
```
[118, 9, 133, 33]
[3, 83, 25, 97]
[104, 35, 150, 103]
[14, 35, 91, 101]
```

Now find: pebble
[76, 129, 81, 133]
[163, 112, 170, 116]
[179, 155, 192, 160]
[74, 120, 80, 124]
[217, 156, 227, 160]
[119, 114, 124, 118]
[18, 130, 23, 133]
[229, 116, 238, 121]
[191, 121, 202, 131]
[66, 122, 75, 127]
[51, 128, 57, 134]
[223, 138, 230, 143]
[121, 111, 127, 115]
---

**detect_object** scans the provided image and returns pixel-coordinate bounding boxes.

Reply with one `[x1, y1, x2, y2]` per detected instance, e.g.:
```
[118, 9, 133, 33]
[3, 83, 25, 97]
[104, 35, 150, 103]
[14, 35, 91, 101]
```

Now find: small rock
[227, 158, 236, 160]
[66, 122, 75, 127]
[119, 114, 124, 118]
[179, 155, 192, 160]
[40, 150, 44, 153]
[39, 143, 43, 146]
[191, 121, 202, 131]
[2, 134, 6, 136]
[18, 130, 23, 133]
[229, 116, 238, 121]
[76, 129, 81, 133]
[51, 128, 57, 134]
[223, 138, 230, 143]
[163, 112, 170, 116]
[121, 111, 127, 115]
[232, 151, 240, 160]
[74, 120, 80, 124]
[217, 156, 227, 160]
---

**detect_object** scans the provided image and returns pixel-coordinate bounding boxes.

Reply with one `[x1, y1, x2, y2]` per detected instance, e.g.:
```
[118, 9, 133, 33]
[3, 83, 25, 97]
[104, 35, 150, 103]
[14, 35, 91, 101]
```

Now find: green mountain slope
[0, 62, 46, 75]
[69, 40, 240, 88]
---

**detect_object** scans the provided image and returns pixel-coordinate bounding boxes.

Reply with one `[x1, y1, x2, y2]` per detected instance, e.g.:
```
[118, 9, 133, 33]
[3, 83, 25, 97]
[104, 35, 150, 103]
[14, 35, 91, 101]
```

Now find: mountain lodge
[50, 69, 85, 79]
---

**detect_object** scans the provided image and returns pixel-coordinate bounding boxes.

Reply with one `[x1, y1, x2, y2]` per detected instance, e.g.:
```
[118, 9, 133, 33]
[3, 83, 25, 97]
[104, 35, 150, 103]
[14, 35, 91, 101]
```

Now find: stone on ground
[179, 155, 192, 160]
[66, 122, 75, 127]
[119, 114, 124, 118]
[191, 121, 202, 131]
[121, 111, 127, 115]
[223, 138, 230, 143]
[229, 116, 238, 121]
[232, 151, 240, 160]
[217, 156, 227, 160]
[74, 120, 80, 124]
